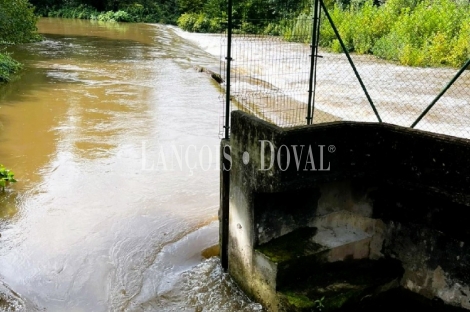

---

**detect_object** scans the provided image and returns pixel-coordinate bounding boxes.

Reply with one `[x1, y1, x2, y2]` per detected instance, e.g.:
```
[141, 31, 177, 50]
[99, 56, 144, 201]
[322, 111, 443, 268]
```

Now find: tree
[0, 0, 40, 82]
[0, 0, 39, 44]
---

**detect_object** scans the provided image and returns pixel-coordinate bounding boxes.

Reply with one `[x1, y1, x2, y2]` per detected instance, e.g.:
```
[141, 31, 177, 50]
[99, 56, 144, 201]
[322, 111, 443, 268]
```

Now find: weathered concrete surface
[225, 111, 470, 311]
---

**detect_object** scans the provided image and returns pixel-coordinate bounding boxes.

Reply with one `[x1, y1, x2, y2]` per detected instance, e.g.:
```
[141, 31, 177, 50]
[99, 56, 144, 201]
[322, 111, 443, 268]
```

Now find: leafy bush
[0, 52, 22, 83]
[282, 13, 312, 43]
[0, 165, 17, 191]
[177, 13, 198, 31]
[177, 13, 224, 33]
[45, 3, 173, 24]
[0, 0, 40, 44]
[372, 0, 470, 66]
[262, 23, 283, 36]
[112, 10, 132, 22]
[96, 10, 134, 22]
[97, 10, 116, 22]
[47, 4, 99, 19]
[314, 0, 469, 67]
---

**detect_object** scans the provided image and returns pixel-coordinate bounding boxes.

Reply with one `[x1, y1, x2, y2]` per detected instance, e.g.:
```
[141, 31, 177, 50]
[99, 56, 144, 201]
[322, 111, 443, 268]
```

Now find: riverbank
[37, 4, 177, 24]
[34, 0, 469, 68]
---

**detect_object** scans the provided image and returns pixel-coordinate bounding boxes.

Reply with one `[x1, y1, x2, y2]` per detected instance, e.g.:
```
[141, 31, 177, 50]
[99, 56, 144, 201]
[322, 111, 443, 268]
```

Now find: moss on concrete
[283, 291, 316, 309]
[280, 284, 362, 311]
[278, 259, 404, 311]
[255, 227, 324, 263]
[322, 288, 362, 311]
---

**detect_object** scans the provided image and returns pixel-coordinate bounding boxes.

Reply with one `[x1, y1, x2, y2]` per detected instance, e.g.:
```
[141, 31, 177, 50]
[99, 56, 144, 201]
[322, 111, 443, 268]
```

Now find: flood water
[0, 18, 261, 311]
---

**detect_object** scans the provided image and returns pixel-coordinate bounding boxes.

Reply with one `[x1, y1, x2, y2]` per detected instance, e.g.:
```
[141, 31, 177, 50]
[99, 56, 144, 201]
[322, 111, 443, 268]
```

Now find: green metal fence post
[220, 0, 233, 273]
[320, 0, 382, 123]
[411, 58, 470, 128]
[307, 0, 321, 125]
[224, 0, 233, 139]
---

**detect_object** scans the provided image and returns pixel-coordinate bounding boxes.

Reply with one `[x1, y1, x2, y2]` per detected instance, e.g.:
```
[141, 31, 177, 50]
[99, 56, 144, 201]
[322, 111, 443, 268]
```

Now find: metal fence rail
[220, 0, 470, 140]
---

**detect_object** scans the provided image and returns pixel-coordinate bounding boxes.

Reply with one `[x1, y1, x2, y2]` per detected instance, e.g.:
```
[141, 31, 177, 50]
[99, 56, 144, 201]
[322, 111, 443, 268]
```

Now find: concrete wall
[225, 111, 470, 310]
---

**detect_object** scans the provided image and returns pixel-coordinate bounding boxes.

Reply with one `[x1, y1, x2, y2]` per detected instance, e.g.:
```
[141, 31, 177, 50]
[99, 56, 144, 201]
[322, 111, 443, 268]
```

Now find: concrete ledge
[226, 111, 470, 311]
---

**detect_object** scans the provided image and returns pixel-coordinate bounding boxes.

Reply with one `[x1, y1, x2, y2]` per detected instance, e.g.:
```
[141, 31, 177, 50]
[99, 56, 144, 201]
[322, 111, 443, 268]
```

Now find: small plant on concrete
[0, 165, 17, 191]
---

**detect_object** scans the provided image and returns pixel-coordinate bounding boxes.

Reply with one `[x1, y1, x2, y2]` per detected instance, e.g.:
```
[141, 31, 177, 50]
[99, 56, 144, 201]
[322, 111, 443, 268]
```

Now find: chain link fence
[219, 0, 470, 140]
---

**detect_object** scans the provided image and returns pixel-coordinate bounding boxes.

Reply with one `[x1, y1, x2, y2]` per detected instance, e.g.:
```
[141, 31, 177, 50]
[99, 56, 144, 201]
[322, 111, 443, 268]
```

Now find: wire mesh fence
[225, 34, 311, 124]
[219, 0, 470, 140]
[218, 18, 315, 137]
[313, 50, 470, 137]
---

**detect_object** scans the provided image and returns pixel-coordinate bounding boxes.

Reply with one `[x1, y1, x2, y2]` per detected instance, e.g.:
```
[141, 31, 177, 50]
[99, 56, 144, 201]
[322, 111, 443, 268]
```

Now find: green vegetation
[44, 4, 176, 23]
[2, 0, 468, 71]
[176, 0, 310, 34]
[255, 227, 322, 263]
[0, 52, 22, 83]
[177, 13, 225, 33]
[0, 0, 40, 44]
[283, 293, 325, 310]
[175, 0, 469, 67]
[0, 0, 40, 82]
[283, 291, 317, 309]
[0, 165, 17, 192]
[28, 0, 470, 67]
[317, 0, 470, 67]
[31, 0, 179, 24]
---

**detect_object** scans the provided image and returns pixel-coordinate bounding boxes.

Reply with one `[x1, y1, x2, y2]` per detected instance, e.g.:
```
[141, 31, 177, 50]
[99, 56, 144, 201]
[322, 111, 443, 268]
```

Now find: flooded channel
[2, 15, 466, 312]
[0, 18, 260, 311]
[179, 32, 470, 139]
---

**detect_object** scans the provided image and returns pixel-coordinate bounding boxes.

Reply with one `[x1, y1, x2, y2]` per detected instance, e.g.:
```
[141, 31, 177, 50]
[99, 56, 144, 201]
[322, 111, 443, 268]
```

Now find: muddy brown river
[0, 18, 261, 311]
[2, 16, 467, 312]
